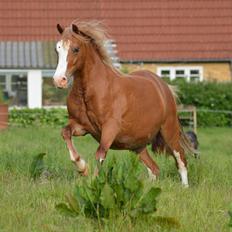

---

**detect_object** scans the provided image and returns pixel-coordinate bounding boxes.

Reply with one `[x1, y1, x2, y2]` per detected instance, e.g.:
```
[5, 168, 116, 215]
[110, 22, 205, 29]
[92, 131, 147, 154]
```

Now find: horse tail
[178, 120, 199, 157]
[167, 84, 199, 157]
[151, 132, 167, 154]
[167, 84, 179, 103]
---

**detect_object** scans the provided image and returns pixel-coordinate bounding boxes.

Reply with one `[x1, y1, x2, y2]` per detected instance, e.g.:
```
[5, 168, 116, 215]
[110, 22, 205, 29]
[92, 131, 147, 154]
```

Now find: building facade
[0, 0, 232, 108]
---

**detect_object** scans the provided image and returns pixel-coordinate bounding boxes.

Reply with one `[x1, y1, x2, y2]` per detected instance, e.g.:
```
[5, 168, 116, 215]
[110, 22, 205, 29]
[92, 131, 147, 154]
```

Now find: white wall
[27, 70, 42, 108]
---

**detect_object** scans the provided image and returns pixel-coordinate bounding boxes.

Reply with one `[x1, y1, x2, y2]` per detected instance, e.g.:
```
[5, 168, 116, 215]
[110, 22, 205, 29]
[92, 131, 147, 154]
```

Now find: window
[175, 70, 186, 79]
[0, 73, 27, 106]
[0, 75, 6, 89]
[190, 69, 200, 82]
[160, 70, 171, 80]
[42, 77, 68, 106]
[157, 66, 203, 82]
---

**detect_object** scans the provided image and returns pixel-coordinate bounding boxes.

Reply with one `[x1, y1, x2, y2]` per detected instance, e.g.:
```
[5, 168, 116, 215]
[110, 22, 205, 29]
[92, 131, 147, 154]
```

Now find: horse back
[128, 70, 176, 113]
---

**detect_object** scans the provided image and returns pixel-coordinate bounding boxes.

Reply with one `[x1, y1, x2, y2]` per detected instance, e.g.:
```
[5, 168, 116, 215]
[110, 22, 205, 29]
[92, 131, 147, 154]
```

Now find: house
[0, 0, 231, 108]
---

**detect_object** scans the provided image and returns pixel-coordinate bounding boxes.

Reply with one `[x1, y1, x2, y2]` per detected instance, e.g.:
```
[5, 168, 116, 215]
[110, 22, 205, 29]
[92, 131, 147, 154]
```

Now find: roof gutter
[120, 58, 232, 64]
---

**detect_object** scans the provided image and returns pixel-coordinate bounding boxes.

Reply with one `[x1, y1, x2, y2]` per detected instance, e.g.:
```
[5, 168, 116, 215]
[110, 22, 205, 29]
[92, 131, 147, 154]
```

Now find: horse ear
[57, 24, 64, 34]
[71, 24, 94, 42]
[72, 24, 80, 34]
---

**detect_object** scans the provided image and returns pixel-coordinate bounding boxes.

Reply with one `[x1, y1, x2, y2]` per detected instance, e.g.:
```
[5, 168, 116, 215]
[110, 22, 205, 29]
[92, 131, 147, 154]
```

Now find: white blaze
[173, 150, 189, 187]
[53, 40, 70, 80]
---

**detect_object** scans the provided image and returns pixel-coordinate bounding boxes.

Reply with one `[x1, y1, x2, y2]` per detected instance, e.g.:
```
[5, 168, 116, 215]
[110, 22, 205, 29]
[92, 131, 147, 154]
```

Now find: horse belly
[111, 103, 163, 150]
[111, 129, 158, 150]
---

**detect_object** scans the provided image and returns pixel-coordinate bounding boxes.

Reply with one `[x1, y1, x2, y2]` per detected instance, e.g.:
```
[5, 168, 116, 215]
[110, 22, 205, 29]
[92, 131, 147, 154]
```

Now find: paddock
[0, 126, 231, 231]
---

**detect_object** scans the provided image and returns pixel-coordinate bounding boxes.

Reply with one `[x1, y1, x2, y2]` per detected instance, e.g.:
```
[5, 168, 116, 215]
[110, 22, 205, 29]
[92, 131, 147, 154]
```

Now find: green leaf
[138, 187, 161, 214]
[75, 185, 88, 206]
[115, 163, 124, 183]
[65, 194, 80, 214]
[100, 183, 115, 209]
[55, 203, 77, 217]
[152, 216, 180, 229]
[29, 153, 46, 180]
[124, 174, 141, 192]
[113, 183, 125, 204]
[229, 203, 232, 227]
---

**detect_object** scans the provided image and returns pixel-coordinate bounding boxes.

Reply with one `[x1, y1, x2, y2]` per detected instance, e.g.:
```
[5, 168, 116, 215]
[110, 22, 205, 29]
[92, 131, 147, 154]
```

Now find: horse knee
[61, 126, 71, 140]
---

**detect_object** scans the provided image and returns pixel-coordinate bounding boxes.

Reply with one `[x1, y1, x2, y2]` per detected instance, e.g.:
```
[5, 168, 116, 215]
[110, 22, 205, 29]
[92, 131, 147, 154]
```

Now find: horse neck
[72, 50, 114, 95]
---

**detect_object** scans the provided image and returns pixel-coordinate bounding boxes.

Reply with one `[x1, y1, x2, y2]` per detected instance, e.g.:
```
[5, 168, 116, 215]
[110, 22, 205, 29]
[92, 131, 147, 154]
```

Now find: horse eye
[72, 47, 80, 53]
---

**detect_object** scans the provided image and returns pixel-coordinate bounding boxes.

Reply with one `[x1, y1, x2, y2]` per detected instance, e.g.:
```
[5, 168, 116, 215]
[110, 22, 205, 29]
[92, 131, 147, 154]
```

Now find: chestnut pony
[53, 21, 193, 187]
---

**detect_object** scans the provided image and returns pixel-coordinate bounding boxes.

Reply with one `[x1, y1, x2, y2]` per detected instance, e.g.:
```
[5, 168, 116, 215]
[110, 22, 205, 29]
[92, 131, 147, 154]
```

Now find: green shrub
[56, 155, 161, 219]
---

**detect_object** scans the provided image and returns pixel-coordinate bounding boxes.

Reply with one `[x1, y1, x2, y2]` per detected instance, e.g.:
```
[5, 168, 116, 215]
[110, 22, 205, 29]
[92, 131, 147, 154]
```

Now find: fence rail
[178, 105, 197, 133]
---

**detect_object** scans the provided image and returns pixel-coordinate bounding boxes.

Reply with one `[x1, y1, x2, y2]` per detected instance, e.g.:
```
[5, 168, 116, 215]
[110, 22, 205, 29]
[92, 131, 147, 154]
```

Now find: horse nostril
[62, 77, 67, 81]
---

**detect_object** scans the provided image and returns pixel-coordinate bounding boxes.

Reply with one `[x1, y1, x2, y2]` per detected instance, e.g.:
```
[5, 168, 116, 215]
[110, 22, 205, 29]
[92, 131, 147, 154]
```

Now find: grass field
[0, 126, 232, 232]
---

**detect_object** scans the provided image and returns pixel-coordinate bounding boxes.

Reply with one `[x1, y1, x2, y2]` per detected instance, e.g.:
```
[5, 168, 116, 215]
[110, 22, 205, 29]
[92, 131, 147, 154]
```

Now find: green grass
[0, 126, 232, 232]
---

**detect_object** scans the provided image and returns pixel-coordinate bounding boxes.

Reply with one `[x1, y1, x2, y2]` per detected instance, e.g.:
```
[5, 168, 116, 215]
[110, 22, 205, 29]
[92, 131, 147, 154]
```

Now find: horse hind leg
[137, 147, 160, 181]
[160, 119, 189, 187]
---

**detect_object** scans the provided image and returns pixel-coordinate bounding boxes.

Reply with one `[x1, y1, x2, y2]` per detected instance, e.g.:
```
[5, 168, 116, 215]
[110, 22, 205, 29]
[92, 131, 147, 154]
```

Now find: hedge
[175, 81, 232, 111]
[174, 80, 232, 127]
[8, 81, 232, 127]
[9, 108, 68, 127]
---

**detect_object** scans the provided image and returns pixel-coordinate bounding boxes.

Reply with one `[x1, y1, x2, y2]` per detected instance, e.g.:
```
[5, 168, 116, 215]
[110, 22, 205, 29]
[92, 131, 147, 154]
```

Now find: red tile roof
[1, 0, 232, 62]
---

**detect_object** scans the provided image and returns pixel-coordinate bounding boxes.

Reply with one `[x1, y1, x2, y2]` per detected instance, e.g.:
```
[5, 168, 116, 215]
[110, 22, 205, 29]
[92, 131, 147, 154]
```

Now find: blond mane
[70, 20, 113, 68]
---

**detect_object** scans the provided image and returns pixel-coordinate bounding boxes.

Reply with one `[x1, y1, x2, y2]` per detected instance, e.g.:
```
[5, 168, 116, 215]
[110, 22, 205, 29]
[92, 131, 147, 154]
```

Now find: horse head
[53, 23, 93, 88]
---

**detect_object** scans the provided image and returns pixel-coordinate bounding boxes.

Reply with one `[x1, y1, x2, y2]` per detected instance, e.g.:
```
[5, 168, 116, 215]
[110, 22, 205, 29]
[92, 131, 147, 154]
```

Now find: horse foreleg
[62, 122, 88, 176]
[137, 147, 160, 181]
[95, 120, 120, 163]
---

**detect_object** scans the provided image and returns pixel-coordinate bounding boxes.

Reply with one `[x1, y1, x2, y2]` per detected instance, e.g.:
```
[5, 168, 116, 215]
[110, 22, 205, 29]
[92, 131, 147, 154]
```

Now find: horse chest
[66, 100, 93, 132]
[85, 109, 102, 133]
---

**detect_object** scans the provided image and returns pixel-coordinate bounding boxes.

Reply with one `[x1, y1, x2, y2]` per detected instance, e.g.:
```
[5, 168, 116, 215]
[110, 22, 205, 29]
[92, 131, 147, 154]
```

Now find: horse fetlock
[178, 167, 189, 187]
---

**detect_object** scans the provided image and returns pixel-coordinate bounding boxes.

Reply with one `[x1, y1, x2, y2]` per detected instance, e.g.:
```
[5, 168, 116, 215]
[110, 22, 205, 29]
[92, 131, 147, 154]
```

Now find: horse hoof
[80, 166, 88, 176]
[147, 168, 157, 181]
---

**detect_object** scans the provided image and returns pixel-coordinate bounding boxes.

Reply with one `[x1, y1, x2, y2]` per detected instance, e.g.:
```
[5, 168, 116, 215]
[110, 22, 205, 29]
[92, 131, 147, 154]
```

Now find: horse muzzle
[53, 76, 68, 89]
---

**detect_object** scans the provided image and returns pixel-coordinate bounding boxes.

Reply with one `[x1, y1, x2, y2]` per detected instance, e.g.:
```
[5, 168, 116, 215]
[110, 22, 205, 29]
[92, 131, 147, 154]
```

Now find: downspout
[230, 60, 232, 81]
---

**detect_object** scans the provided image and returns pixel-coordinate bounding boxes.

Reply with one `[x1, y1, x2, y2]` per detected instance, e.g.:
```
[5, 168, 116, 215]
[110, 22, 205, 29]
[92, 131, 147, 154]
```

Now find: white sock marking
[69, 149, 76, 162]
[173, 150, 189, 187]
[147, 168, 157, 181]
[69, 149, 86, 172]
